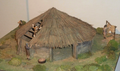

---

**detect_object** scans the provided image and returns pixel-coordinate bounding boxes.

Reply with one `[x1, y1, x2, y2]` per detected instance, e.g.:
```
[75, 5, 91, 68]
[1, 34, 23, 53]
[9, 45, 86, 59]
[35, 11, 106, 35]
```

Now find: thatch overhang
[16, 7, 96, 47]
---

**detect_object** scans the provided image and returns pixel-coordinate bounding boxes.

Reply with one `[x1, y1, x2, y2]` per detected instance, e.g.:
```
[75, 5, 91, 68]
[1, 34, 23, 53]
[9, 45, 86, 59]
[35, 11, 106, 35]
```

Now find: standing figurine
[18, 20, 23, 28]
[32, 24, 39, 37]
[25, 43, 31, 60]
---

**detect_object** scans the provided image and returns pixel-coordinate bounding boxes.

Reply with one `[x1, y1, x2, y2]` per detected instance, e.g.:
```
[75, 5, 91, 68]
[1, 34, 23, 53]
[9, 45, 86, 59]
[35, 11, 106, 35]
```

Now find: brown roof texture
[16, 7, 96, 47]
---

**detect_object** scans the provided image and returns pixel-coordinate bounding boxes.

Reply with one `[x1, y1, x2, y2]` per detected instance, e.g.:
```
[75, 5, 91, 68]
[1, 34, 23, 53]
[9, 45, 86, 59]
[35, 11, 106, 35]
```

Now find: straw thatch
[16, 7, 96, 48]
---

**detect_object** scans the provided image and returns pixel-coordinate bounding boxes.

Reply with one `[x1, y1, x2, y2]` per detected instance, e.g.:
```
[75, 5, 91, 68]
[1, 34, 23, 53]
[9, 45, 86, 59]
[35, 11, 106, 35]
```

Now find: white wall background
[0, 0, 27, 38]
[0, 0, 120, 38]
[29, 0, 120, 33]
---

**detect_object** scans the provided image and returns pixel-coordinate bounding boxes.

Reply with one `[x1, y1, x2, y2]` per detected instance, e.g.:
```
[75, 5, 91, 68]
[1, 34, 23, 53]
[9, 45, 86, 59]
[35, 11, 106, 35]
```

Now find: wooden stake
[114, 27, 116, 39]
[49, 47, 53, 62]
[73, 43, 78, 59]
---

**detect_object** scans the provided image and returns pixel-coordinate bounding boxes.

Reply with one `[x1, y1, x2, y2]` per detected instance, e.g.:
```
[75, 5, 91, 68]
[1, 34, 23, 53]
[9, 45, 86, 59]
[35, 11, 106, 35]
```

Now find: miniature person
[32, 24, 39, 37]
[25, 43, 31, 60]
[38, 19, 43, 29]
[34, 26, 39, 37]
[39, 24, 43, 30]
[18, 20, 23, 28]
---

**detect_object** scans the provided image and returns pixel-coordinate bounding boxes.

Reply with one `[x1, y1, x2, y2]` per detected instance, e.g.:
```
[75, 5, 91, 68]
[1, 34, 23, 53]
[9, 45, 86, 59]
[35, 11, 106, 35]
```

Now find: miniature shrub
[89, 66, 98, 71]
[8, 57, 21, 66]
[96, 69, 102, 71]
[103, 40, 118, 60]
[95, 56, 107, 64]
[107, 50, 116, 60]
[74, 65, 83, 71]
[33, 65, 46, 71]
[97, 64, 111, 71]
[82, 63, 99, 71]
[22, 20, 26, 25]
[104, 40, 119, 52]
[107, 40, 119, 51]
[78, 51, 92, 59]
[71, 67, 77, 71]
[96, 27, 103, 35]
[56, 65, 71, 71]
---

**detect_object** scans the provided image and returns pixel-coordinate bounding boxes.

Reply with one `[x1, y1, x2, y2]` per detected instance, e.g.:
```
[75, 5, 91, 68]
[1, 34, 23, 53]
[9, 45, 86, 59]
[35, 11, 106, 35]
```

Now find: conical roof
[16, 7, 96, 47]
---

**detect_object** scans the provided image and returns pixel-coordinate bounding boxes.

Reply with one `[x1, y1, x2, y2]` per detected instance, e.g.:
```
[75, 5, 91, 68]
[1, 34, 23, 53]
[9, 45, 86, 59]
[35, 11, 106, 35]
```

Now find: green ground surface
[0, 28, 120, 71]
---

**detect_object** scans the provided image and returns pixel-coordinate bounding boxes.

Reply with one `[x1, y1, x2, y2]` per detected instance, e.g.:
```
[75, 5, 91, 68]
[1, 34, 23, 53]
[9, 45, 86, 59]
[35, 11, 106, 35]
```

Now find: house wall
[31, 45, 50, 59]
[20, 39, 92, 60]
[77, 40, 92, 54]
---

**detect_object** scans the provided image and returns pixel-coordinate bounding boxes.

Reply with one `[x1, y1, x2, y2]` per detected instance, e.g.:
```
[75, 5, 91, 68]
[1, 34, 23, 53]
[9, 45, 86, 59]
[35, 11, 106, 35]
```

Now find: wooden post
[49, 47, 53, 62]
[73, 43, 78, 59]
[114, 27, 116, 39]
[17, 39, 22, 55]
[17, 39, 20, 54]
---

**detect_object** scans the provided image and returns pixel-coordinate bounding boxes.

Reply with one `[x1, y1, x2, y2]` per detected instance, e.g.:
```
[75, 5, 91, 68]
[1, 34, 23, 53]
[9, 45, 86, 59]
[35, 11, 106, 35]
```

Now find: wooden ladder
[23, 22, 41, 41]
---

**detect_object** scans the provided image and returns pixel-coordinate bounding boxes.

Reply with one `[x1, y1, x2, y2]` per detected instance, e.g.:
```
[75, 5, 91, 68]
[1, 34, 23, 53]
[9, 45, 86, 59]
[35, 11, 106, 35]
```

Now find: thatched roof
[16, 7, 96, 47]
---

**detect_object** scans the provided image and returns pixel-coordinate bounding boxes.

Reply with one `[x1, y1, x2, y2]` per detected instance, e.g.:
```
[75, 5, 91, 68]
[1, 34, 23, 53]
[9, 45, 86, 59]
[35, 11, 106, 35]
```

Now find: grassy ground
[0, 28, 120, 71]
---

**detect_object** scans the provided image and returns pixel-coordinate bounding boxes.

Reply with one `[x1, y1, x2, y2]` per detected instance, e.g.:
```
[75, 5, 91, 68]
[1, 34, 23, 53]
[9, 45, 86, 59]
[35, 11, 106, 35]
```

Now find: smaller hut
[15, 7, 96, 61]
[103, 20, 117, 39]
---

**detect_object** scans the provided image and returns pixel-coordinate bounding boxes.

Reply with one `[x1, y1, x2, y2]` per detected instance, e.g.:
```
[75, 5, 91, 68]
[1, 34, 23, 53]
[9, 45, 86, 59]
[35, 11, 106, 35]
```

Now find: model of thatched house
[15, 7, 96, 61]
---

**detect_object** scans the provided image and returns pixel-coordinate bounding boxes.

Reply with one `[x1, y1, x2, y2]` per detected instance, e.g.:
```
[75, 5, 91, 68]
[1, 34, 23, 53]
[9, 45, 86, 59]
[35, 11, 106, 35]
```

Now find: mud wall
[31, 45, 50, 59]
[77, 40, 92, 54]
[20, 39, 92, 60]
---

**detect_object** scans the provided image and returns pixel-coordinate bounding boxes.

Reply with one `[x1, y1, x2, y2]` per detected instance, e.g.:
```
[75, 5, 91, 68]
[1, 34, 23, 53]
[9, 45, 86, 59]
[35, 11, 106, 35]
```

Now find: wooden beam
[73, 43, 78, 59]
[29, 29, 34, 33]
[24, 34, 33, 39]
[49, 47, 53, 62]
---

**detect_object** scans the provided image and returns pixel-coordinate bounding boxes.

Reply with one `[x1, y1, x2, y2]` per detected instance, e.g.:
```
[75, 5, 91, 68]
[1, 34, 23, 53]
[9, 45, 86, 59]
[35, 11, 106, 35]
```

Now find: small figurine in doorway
[25, 43, 31, 60]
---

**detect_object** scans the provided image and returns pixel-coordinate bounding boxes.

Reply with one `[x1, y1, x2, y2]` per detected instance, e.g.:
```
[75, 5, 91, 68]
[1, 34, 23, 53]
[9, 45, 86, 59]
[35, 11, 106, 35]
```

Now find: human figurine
[18, 20, 23, 28]
[32, 20, 43, 37]
[39, 24, 43, 30]
[34, 26, 39, 37]
[25, 43, 31, 60]
[32, 24, 39, 37]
